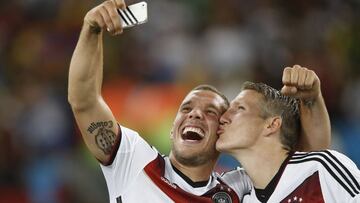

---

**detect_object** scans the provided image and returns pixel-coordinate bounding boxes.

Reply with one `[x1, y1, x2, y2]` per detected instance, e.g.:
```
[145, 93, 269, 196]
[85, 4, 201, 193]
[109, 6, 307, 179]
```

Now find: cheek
[230, 117, 244, 132]
[206, 136, 219, 150]
[228, 121, 253, 141]
[210, 117, 220, 128]
[172, 115, 183, 129]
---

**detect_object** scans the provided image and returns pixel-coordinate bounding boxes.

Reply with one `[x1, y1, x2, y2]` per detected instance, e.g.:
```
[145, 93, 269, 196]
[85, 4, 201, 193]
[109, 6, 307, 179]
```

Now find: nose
[188, 108, 203, 120]
[219, 111, 230, 125]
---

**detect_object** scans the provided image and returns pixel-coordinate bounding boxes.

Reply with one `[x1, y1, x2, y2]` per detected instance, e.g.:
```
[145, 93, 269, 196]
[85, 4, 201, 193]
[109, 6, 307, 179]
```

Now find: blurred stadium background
[0, 0, 359, 202]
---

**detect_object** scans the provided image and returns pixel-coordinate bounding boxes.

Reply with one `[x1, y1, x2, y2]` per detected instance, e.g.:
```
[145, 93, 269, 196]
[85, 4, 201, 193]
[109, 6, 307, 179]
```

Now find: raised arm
[281, 65, 331, 151]
[68, 0, 126, 164]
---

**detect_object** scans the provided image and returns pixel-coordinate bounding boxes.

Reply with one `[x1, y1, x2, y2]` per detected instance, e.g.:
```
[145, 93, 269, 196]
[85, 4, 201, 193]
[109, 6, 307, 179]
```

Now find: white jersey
[243, 150, 360, 203]
[100, 126, 251, 203]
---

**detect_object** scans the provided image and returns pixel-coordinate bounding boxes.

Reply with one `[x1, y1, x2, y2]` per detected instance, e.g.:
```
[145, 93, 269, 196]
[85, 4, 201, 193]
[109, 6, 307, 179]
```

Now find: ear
[264, 116, 282, 136]
[170, 129, 174, 139]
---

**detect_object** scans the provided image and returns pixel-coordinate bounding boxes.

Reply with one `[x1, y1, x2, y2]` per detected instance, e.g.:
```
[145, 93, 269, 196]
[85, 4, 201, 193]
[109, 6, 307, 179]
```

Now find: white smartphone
[118, 1, 148, 29]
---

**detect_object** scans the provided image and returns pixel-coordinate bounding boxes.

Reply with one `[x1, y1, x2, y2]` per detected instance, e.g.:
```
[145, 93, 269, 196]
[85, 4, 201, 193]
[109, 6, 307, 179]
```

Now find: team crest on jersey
[212, 192, 232, 203]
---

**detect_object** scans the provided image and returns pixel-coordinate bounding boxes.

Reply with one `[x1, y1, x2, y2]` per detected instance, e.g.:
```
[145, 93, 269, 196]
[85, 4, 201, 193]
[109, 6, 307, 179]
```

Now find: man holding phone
[68, 0, 331, 202]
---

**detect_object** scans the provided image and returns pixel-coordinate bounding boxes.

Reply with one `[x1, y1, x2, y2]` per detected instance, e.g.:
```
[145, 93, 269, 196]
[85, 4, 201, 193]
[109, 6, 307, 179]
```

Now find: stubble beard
[171, 143, 218, 167]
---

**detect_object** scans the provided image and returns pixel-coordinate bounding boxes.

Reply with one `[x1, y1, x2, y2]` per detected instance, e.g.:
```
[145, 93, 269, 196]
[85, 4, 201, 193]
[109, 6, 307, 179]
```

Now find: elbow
[68, 94, 96, 112]
[67, 94, 75, 106]
[68, 84, 100, 112]
[68, 95, 84, 112]
[68, 93, 80, 109]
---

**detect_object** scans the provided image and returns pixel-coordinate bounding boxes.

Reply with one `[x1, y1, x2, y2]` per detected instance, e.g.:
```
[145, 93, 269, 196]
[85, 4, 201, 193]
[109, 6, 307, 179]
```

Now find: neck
[169, 154, 216, 182]
[233, 145, 289, 189]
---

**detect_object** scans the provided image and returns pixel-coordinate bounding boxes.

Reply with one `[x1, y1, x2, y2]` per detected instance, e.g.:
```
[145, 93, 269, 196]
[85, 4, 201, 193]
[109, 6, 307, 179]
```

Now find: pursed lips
[217, 124, 226, 136]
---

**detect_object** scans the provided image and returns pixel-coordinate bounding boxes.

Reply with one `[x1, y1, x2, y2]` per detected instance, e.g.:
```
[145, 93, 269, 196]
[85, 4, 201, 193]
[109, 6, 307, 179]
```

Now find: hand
[84, 0, 126, 35]
[281, 65, 321, 104]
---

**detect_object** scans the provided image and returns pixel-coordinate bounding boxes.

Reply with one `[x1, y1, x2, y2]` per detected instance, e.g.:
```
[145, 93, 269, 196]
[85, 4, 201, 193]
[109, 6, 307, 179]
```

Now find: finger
[84, 5, 106, 28]
[304, 70, 315, 90]
[281, 85, 297, 95]
[293, 64, 302, 69]
[290, 66, 299, 85]
[103, 1, 123, 34]
[112, 0, 126, 9]
[98, 5, 115, 33]
[282, 67, 292, 85]
[90, 10, 107, 30]
[297, 67, 307, 89]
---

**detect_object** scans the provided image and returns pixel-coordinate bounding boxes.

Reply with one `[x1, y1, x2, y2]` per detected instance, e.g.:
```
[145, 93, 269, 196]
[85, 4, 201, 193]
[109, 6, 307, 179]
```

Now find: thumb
[281, 85, 297, 95]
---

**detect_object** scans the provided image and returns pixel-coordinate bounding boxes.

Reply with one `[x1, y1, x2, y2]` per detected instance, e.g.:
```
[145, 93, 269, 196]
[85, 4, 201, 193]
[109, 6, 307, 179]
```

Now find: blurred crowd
[0, 0, 359, 202]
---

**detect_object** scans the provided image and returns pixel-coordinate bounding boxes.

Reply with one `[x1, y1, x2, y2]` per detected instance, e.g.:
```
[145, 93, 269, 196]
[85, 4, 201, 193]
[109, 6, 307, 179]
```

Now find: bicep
[72, 97, 119, 163]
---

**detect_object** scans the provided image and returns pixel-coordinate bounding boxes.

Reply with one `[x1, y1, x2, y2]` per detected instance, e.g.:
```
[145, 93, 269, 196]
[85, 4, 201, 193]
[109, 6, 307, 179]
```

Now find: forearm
[68, 23, 103, 110]
[298, 93, 331, 151]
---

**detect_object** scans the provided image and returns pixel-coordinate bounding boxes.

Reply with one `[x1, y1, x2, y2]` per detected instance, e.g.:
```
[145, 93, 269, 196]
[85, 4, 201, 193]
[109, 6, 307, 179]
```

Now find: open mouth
[181, 126, 205, 141]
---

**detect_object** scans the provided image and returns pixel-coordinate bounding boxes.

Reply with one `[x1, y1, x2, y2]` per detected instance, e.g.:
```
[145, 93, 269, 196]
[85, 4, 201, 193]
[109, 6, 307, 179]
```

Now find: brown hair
[192, 84, 230, 109]
[241, 81, 300, 151]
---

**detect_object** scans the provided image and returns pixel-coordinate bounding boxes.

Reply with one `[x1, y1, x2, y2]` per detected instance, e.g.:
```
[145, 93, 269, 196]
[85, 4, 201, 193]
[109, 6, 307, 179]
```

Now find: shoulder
[102, 124, 158, 166]
[220, 167, 248, 180]
[119, 125, 148, 147]
[288, 150, 358, 174]
[290, 150, 360, 198]
[120, 125, 140, 137]
[289, 150, 356, 168]
[219, 167, 252, 197]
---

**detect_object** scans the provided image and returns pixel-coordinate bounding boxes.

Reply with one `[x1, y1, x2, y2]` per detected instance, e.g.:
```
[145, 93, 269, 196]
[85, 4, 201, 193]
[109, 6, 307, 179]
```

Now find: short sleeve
[100, 126, 158, 197]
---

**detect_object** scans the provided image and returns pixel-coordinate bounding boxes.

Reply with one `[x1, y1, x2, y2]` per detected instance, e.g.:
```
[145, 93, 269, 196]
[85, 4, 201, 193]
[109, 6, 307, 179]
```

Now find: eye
[238, 106, 245, 110]
[207, 109, 218, 116]
[181, 106, 191, 113]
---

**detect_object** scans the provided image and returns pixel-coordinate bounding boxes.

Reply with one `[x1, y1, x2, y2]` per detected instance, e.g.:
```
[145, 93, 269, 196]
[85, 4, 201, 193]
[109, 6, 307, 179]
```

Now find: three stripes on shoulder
[290, 150, 360, 197]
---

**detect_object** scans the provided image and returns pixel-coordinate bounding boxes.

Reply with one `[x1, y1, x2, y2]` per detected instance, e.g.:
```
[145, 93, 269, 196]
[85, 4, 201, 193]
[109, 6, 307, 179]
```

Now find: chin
[215, 141, 226, 152]
[175, 152, 209, 166]
[175, 147, 200, 158]
[217, 139, 236, 153]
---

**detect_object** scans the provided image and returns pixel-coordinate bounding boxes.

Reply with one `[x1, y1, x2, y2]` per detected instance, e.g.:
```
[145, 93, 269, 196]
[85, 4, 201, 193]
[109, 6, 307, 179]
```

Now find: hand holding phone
[84, 0, 147, 34]
[118, 1, 148, 29]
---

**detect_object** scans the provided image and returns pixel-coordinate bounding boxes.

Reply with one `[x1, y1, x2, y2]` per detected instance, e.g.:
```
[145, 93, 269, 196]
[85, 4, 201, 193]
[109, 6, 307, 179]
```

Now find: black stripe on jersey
[126, 7, 138, 23]
[289, 152, 359, 197]
[117, 9, 129, 26]
[292, 151, 360, 193]
[323, 150, 360, 191]
[116, 196, 122, 203]
[289, 157, 356, 197]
